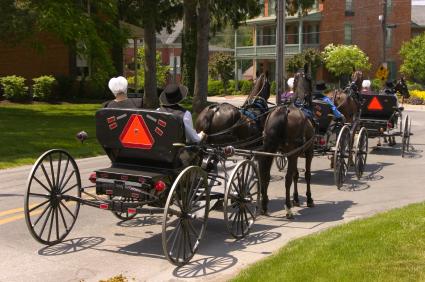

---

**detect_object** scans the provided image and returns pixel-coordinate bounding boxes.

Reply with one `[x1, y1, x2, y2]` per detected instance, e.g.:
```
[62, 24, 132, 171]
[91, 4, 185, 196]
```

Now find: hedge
[33, 75, 57, 101]
[0, 75, 29, 101]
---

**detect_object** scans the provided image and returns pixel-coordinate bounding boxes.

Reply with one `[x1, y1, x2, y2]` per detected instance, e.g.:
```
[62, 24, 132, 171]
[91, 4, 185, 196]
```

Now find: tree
[129, 48, 170, 89]
[400, 33, 425, 84]
[209, 52, 234, 94]
[193, 0, 210, 113]
[322, 44, 371, 80]
[287, 48, 322, 75]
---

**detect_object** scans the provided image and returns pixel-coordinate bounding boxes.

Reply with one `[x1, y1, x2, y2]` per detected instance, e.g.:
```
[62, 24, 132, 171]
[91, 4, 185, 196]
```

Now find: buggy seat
[96, 108, 186, 169]
[312, 100, 332, 134]
[360, 94, 398, 121]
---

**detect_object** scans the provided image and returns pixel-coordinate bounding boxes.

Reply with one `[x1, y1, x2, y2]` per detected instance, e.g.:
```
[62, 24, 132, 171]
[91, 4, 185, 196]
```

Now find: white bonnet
[108, 76, 128, 96]
[362, 79, 371, 88]
[287, 77, 295, 89]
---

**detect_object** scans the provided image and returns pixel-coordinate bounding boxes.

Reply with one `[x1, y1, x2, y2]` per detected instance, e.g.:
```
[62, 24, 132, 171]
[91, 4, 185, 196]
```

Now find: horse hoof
[307, 200, 315, 208]
[286, 212, 294, 219]
[292, 200, 301, 207]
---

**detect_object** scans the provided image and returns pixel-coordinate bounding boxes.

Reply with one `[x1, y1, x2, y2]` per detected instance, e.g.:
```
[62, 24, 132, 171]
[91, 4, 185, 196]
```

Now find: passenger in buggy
[103, 76, 143, 108]
[381, 80, 396, 95]
[361, 79, 373, 95]
[280, 77, 295, 104]
[313, 81, 345, 123]
[158, 84, 206, 144]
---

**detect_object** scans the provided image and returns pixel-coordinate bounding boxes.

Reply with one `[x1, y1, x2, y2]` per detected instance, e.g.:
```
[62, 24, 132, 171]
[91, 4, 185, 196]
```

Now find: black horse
[258, 69, 315, 218]
[195, 73, 271, 145]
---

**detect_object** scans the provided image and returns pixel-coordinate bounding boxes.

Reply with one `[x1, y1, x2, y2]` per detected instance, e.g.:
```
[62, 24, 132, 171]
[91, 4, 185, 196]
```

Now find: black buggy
[359, 93, 412, 157]
[311, 99, 368, 189]
[24, 108, 260, 266]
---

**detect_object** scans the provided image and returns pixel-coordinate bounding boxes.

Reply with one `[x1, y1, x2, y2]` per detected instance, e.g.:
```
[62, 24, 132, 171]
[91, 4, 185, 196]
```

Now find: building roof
[157, 21, 183, 45]
[412, 5, 425, 27]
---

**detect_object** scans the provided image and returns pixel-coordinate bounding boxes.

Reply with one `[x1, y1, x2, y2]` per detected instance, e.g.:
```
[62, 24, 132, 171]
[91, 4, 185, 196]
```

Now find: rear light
[319, 137, 326, 146]
[154, 180, 166, 192]
[128, 208, 137, 214]
[99, 203, 109, 209]
[89, 172, 96, 183]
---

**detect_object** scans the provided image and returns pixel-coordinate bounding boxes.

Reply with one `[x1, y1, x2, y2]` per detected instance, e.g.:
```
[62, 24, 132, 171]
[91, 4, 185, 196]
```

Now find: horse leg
[285, 157, 296, 219]
[305, 149, 315, 207]
[258, 155, 274, 216]
[292, 167, 300, 207]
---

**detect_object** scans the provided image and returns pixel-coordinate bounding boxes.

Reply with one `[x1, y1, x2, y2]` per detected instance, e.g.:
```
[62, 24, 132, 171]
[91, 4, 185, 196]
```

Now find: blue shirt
[321, 96, 343, 119]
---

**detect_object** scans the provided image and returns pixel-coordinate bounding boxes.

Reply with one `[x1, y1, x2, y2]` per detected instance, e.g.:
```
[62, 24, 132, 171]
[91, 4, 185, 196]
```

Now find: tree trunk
[193, 0, 209, 113]
[142, 0, 158, 108]
[182, 0, 197, 96]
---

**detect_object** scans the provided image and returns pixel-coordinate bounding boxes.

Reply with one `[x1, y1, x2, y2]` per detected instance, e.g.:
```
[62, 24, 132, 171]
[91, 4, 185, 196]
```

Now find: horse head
[394, 77, 410, 99]
[293, 66, 312, 103]
[244, 72, 271, 106]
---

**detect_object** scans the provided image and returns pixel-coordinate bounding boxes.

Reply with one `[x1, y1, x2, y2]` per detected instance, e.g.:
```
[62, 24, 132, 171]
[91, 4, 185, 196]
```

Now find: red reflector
[89, 172, 96, 183]
[106, 190, 113, 195]
[99, 203, 109, 209]
[368, 96, 383, 111]
[119, 114, 154, 149]
[154, 180, 166, 192]
[128, 208, 137, 214]
[319, 138, 326, 146]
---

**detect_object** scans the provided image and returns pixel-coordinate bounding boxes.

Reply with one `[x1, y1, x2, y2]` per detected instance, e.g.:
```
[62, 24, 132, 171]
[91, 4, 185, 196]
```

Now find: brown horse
[258, 70, 315, 218]
[195, 73, 270, 145]
[331, 70, 363, 123]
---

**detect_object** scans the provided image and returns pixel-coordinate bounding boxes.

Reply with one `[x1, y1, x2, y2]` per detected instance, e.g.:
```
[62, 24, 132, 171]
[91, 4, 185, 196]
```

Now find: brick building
[235, 0, 415, 82]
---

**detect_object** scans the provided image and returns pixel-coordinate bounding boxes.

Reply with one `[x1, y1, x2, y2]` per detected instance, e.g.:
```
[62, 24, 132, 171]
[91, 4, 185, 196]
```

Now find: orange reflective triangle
[367, 96, 383, 111]
[119, 114, 154, 149]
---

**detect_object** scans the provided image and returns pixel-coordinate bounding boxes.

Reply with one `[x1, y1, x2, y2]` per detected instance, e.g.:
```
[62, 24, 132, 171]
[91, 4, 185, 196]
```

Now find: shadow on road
[38, 236, 105, 256]
[173, 256, 237, 278]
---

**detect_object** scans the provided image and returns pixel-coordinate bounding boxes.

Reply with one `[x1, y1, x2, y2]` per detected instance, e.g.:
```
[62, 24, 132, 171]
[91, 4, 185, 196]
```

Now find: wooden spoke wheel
[275, 156, 287, 172]
[407, 117, 412, 150]
[109, 196, 137, 221]
[354, 127, 368, 179]
[402, 115, 410, 157]
[24, 150, 81, 245]
[334, 125, 351, 189]
[224, 160, 260, 239]
[162, 166, 210, 266]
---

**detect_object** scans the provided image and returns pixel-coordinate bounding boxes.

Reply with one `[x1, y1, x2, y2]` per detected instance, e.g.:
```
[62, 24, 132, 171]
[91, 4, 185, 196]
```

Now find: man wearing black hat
[158, 84, 206, 143]
[382, 80, 396, 95]
[313, 80, 345, 122]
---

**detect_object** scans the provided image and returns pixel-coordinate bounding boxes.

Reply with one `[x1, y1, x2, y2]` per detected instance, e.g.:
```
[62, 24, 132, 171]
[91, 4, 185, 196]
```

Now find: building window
[344, 23, 352, 44]
[268, 0, 276, 16]
[260, 0, 265, 16]
[386, 0, 392, 13]
[169, 55, 181, 74]
[387, 60, 396, 80]
[345, 0, 354, 16]
[385, 27, 393, 48]
[76, 54, 90, 78]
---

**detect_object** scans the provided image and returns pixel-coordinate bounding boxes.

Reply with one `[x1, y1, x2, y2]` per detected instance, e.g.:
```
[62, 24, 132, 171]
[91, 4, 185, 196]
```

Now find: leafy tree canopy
[287, 48, 323, 74]
[322, 44, 371, 78]
[400, 33, 425, 84]
[208, 52, 234, 93]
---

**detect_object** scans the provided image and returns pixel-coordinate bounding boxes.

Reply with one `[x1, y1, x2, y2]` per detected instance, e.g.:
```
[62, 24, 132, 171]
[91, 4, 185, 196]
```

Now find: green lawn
[0, 100, 195, 169]
[0, 102, 104, 169]
[233, 202, 425, 282]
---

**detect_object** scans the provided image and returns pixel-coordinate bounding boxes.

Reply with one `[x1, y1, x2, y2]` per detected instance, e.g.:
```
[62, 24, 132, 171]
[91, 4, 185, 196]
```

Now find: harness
[239, 98, 269, 128]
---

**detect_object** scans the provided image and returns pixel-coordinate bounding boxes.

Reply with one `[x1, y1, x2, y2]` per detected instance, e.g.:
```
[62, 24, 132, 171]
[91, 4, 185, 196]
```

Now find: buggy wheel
[354, 127, 368, 179]
[334, 125, 351, 189]
[24, 150, 81, 245]
[407, 117, 412, 150]
[275, 156, 287, 171]
[109, 196, 137, 221]
[162, 166, 210, 266]
[224, 160, 260, 239]
[402, 115, 409, 157]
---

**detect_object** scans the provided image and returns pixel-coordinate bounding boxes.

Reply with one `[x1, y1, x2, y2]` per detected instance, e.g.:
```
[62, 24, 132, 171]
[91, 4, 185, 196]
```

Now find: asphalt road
[0, 105, 424, 282]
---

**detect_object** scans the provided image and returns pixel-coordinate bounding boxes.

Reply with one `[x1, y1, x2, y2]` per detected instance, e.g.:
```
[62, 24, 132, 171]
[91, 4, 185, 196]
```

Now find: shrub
[371, 78, 383, 92]
[0, 75, 29, 101]
[208, 80, 223, 96]
[240, 80, 253, 95]
[271, 81, 276, 95]
[406, 81, 424, 91]
[410, 90, 425, 100]
[32, 75, 57, 101]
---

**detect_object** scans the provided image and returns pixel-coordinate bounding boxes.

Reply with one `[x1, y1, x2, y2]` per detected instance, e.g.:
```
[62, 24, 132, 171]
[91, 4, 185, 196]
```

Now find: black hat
[316, 80, 327, 91]
[159, 84, 188, 106]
